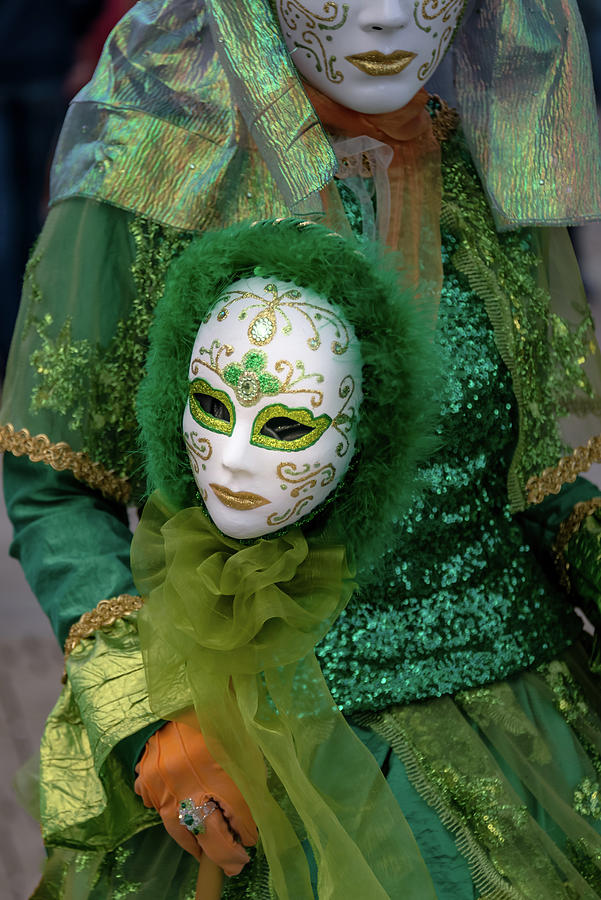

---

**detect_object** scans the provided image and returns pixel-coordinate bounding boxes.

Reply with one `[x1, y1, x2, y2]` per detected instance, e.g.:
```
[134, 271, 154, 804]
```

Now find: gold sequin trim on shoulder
[553, 496, 601, 591]
[526, 434, 601, 506]
[0, 424, 131, 504]
[64, 594, 144, 662]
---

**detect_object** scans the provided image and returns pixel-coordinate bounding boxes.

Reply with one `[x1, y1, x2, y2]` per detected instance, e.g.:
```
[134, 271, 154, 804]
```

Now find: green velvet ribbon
[132, 491, 435, 899]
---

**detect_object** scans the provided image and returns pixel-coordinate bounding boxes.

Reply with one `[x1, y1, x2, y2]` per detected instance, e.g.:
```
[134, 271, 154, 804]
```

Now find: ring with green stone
[178, 798, 218, 835]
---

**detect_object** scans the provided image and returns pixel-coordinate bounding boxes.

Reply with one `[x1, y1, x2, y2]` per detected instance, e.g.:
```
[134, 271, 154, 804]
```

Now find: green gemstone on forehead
[237, 370, 261, 404]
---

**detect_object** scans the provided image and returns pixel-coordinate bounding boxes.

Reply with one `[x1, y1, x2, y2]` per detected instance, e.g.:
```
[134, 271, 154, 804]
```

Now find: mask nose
[220, 427, 254, 479]
[357, 0, 411, 31]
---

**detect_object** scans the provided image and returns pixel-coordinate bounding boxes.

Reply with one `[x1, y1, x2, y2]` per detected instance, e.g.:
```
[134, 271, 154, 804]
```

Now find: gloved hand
[134, 720, 258, 875]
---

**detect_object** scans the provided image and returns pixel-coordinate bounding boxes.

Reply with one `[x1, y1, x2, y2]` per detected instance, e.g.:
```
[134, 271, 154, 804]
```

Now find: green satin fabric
[40, 611, 160, 851]
[131, 491, 436, 899]
[2, 451, 135, 645]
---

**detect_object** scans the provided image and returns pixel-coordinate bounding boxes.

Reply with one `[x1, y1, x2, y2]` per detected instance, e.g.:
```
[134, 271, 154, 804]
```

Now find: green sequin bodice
[316, 231, 581, 713]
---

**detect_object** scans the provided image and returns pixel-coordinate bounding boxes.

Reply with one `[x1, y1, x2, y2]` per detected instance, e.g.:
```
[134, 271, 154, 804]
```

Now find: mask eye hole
[189, 379, 235, 435]
[194, 392, 230, 423]
[252, 404, 331, 451]
[260, 416, 313, 442]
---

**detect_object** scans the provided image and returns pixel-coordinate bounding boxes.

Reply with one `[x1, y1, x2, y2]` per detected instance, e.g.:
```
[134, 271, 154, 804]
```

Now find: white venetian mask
[275, 0, 467, 114]
[182, 276, 363, 539]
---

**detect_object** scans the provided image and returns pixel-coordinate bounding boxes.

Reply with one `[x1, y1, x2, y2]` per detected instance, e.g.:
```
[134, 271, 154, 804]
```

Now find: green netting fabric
[0, 198, 193, 501]
[131, 490, 436, 900]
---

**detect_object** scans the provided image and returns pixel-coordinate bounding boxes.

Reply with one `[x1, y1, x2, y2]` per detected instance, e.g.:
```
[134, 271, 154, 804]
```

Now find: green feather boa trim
[136, 218, 439, 578]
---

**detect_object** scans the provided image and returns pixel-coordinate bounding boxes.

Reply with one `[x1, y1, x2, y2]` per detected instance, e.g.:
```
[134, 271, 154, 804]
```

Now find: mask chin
[276, 0, 468, 114]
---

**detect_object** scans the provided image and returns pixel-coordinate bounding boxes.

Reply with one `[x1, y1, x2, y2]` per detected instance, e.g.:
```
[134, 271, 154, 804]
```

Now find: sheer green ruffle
[131, 491, 435, 900]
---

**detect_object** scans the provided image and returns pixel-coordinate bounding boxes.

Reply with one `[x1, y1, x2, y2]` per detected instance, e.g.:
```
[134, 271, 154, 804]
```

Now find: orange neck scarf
[305, 85, 443, 305]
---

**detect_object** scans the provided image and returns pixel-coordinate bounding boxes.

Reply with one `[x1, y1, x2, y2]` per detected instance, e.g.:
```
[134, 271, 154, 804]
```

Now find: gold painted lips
[345, 50, 416, 77]
[209, 483, 270, 511]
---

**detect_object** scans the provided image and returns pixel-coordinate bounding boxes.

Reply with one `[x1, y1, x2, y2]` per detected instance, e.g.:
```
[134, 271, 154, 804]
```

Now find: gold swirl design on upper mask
[417, 25, 453, 81]
[183, 429, 212, 475]
[192, 341, 324, 409]
[414, 0, 465, 28]
[413, 0, 465, 81]
[331, 374, 358, 457]
[267, 460, 336, 525]
[278, 0, 349, 83]
[214, 282, 350, 355]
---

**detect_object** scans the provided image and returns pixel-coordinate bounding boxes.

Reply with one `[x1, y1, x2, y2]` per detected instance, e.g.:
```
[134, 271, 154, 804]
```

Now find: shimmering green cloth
[131, 491, 436, 900]
[50, 0, 600, 231]
[40, 613, 160, 850]
[316, 186, 586, 714]
[455, 0, 601, 229]
[32, 650, 601, 899]
[50, 0, 335, 225]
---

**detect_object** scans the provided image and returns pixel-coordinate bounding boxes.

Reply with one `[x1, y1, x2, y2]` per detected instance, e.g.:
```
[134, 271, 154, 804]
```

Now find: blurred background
[0, 2, 135, 897]
[0, 1, 599, 897]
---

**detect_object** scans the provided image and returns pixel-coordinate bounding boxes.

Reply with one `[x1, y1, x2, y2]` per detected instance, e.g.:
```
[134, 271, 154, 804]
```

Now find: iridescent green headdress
[50, 0, 601, 231]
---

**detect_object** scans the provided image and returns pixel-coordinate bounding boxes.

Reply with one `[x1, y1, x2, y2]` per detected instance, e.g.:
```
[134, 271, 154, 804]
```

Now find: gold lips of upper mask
[345, 50, 417, 77]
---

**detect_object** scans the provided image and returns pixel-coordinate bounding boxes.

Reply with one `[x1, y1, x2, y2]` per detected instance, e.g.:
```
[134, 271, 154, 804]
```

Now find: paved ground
[1, 221, 600, 899]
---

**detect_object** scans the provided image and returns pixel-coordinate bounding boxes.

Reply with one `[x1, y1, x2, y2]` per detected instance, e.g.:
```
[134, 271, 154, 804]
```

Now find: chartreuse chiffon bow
[131, 491, 435, 899]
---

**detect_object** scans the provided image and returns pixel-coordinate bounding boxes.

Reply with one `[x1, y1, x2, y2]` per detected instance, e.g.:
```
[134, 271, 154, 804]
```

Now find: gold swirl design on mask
[192, 341, 324, 409]
[183, 430, 212, 475]
[331, 374, 358, 457]
[267, 460, 336, 526]
[415, 0, 465, 27]
[417, 25, 453, 81]
[414, 0, 465, 81]
[0, 423, 130, 503]
[214, 282, 350, 355]
[278, 1, 349, 83]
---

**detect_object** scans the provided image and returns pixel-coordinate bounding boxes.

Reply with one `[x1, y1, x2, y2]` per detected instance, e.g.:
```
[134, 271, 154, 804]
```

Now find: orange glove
[134, 720, 258, 875]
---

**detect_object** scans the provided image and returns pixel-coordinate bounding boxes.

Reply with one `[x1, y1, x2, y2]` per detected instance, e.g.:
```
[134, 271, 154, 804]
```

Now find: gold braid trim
[0, 423, 131, 504]
[64, 594, 144, 661]
[552, 497, 601, 592]
[525, 434, 601, 506]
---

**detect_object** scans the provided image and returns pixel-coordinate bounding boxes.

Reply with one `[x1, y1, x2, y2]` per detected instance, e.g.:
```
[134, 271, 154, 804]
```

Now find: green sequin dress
[8, 129, 601, 897]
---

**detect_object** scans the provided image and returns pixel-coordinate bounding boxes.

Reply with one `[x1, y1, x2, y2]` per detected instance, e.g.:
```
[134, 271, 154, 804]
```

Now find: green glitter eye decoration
[252, 403, 331, 451]
[188, 378, 235, 436]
